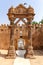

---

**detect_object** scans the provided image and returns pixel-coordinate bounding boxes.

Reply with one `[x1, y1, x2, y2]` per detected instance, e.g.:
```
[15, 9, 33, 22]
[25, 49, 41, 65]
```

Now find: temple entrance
[18, 30, 25, 50]
[16, 38, 26, 57]
[16, 28, 26, 57]
[18, 38, 24, 50]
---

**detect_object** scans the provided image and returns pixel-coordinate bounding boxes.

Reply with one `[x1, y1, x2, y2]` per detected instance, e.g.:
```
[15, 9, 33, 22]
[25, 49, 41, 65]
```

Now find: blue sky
[0, 0, 43, 24]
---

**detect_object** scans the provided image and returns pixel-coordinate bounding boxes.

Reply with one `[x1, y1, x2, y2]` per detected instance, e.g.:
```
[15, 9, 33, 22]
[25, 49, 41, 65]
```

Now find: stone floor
[14, 57, 30, 65]
[0, 56, 14, 65]
[0, 56, 30, 65]
[0, 50, 30, 65]
[0, 50, 43, 65]
[30, 50, 43, 65]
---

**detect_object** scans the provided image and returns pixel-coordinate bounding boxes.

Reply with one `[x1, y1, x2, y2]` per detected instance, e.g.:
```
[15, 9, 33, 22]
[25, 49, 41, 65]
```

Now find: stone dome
[27, 5, 34, 14]
[8, 6, 15, 13]
[15, 4, 27, 14]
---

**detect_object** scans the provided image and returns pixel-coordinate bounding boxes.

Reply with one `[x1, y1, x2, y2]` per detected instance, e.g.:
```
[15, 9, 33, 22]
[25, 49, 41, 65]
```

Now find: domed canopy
[16, 4, 26, 9]
[27, 5, 35, 15]
[15, 4, 27, 14]
[7, 4, 35, 21]
[8, 4, 27, 14]
[8, 6, 15, 13]
[8, 4, 35, 15]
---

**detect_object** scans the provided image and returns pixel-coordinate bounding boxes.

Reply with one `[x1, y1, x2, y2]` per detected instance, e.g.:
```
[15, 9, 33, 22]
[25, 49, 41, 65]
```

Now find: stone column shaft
[6, 21, 16, 59]
[24, 18, 34, 58]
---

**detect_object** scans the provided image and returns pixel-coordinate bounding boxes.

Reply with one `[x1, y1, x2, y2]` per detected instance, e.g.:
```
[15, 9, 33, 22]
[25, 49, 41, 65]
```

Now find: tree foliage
[32, 21, 38, 25]
[28, 19, 43, 25]
[39, 19, 43, 24]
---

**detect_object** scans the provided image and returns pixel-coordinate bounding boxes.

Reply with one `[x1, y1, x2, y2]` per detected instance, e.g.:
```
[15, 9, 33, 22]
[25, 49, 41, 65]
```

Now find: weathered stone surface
[0, 24, 43, 50]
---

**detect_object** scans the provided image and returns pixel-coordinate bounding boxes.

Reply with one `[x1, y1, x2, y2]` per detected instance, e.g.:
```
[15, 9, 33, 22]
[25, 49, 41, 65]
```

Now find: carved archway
[6, 4, 35, 58]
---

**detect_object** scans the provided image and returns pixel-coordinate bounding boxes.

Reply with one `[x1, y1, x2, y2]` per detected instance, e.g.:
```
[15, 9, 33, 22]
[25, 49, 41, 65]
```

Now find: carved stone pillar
[6, 21, 16, 59]
[24, 18, 34, 58]
[5, 6, 16, 58]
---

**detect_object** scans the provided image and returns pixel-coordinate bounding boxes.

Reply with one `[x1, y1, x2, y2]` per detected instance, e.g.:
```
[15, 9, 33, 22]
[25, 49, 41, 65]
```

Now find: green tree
[39, 19, 43, 24]
[32, 21, 38, 25]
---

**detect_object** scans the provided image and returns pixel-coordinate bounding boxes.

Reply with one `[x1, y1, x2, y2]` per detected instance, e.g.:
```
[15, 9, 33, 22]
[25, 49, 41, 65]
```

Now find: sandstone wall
[0, 24, 43, 50]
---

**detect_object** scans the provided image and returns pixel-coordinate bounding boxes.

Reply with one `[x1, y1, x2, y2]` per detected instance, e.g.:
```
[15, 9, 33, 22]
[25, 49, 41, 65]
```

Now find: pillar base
[24, 52, 30, 58]
[5, 54, 16, 59]
[24, 46, 34, 59]
[5, 51, 16, 59]
[5, 46, 16, 59]
[24, 53, 35, 59]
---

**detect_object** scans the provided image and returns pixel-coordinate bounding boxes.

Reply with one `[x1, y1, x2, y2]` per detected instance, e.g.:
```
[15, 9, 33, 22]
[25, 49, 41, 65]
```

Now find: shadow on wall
[32, 28, 43, 50]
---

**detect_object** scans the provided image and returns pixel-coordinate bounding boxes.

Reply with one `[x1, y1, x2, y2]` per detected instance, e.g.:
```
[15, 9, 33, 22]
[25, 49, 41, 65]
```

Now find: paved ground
[0, 56, 30, 65]
[0, 56, 14, 65]
[30, 50, 43, 65]
[0, 50, 30, 65]
[0, 50, 43, 65]
[13, 57, 30, 65]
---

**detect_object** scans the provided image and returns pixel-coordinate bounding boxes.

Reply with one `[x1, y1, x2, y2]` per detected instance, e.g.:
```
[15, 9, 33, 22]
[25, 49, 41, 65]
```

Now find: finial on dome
[29, 5, 33, 9]
[11, 6, 14, 8]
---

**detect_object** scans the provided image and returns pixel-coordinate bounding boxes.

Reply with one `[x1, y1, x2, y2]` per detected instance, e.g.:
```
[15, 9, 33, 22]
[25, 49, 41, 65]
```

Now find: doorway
[16, 38, 26, 57]
[18, 38, 24, 50]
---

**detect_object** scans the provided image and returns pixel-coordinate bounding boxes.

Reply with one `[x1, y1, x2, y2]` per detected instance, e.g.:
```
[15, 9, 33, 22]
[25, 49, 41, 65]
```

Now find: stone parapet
[0, 24, 43, 50]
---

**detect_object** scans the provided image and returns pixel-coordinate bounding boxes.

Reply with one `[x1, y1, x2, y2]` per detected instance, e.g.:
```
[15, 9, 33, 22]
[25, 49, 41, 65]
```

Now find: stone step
[16, 50, 26, 57]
